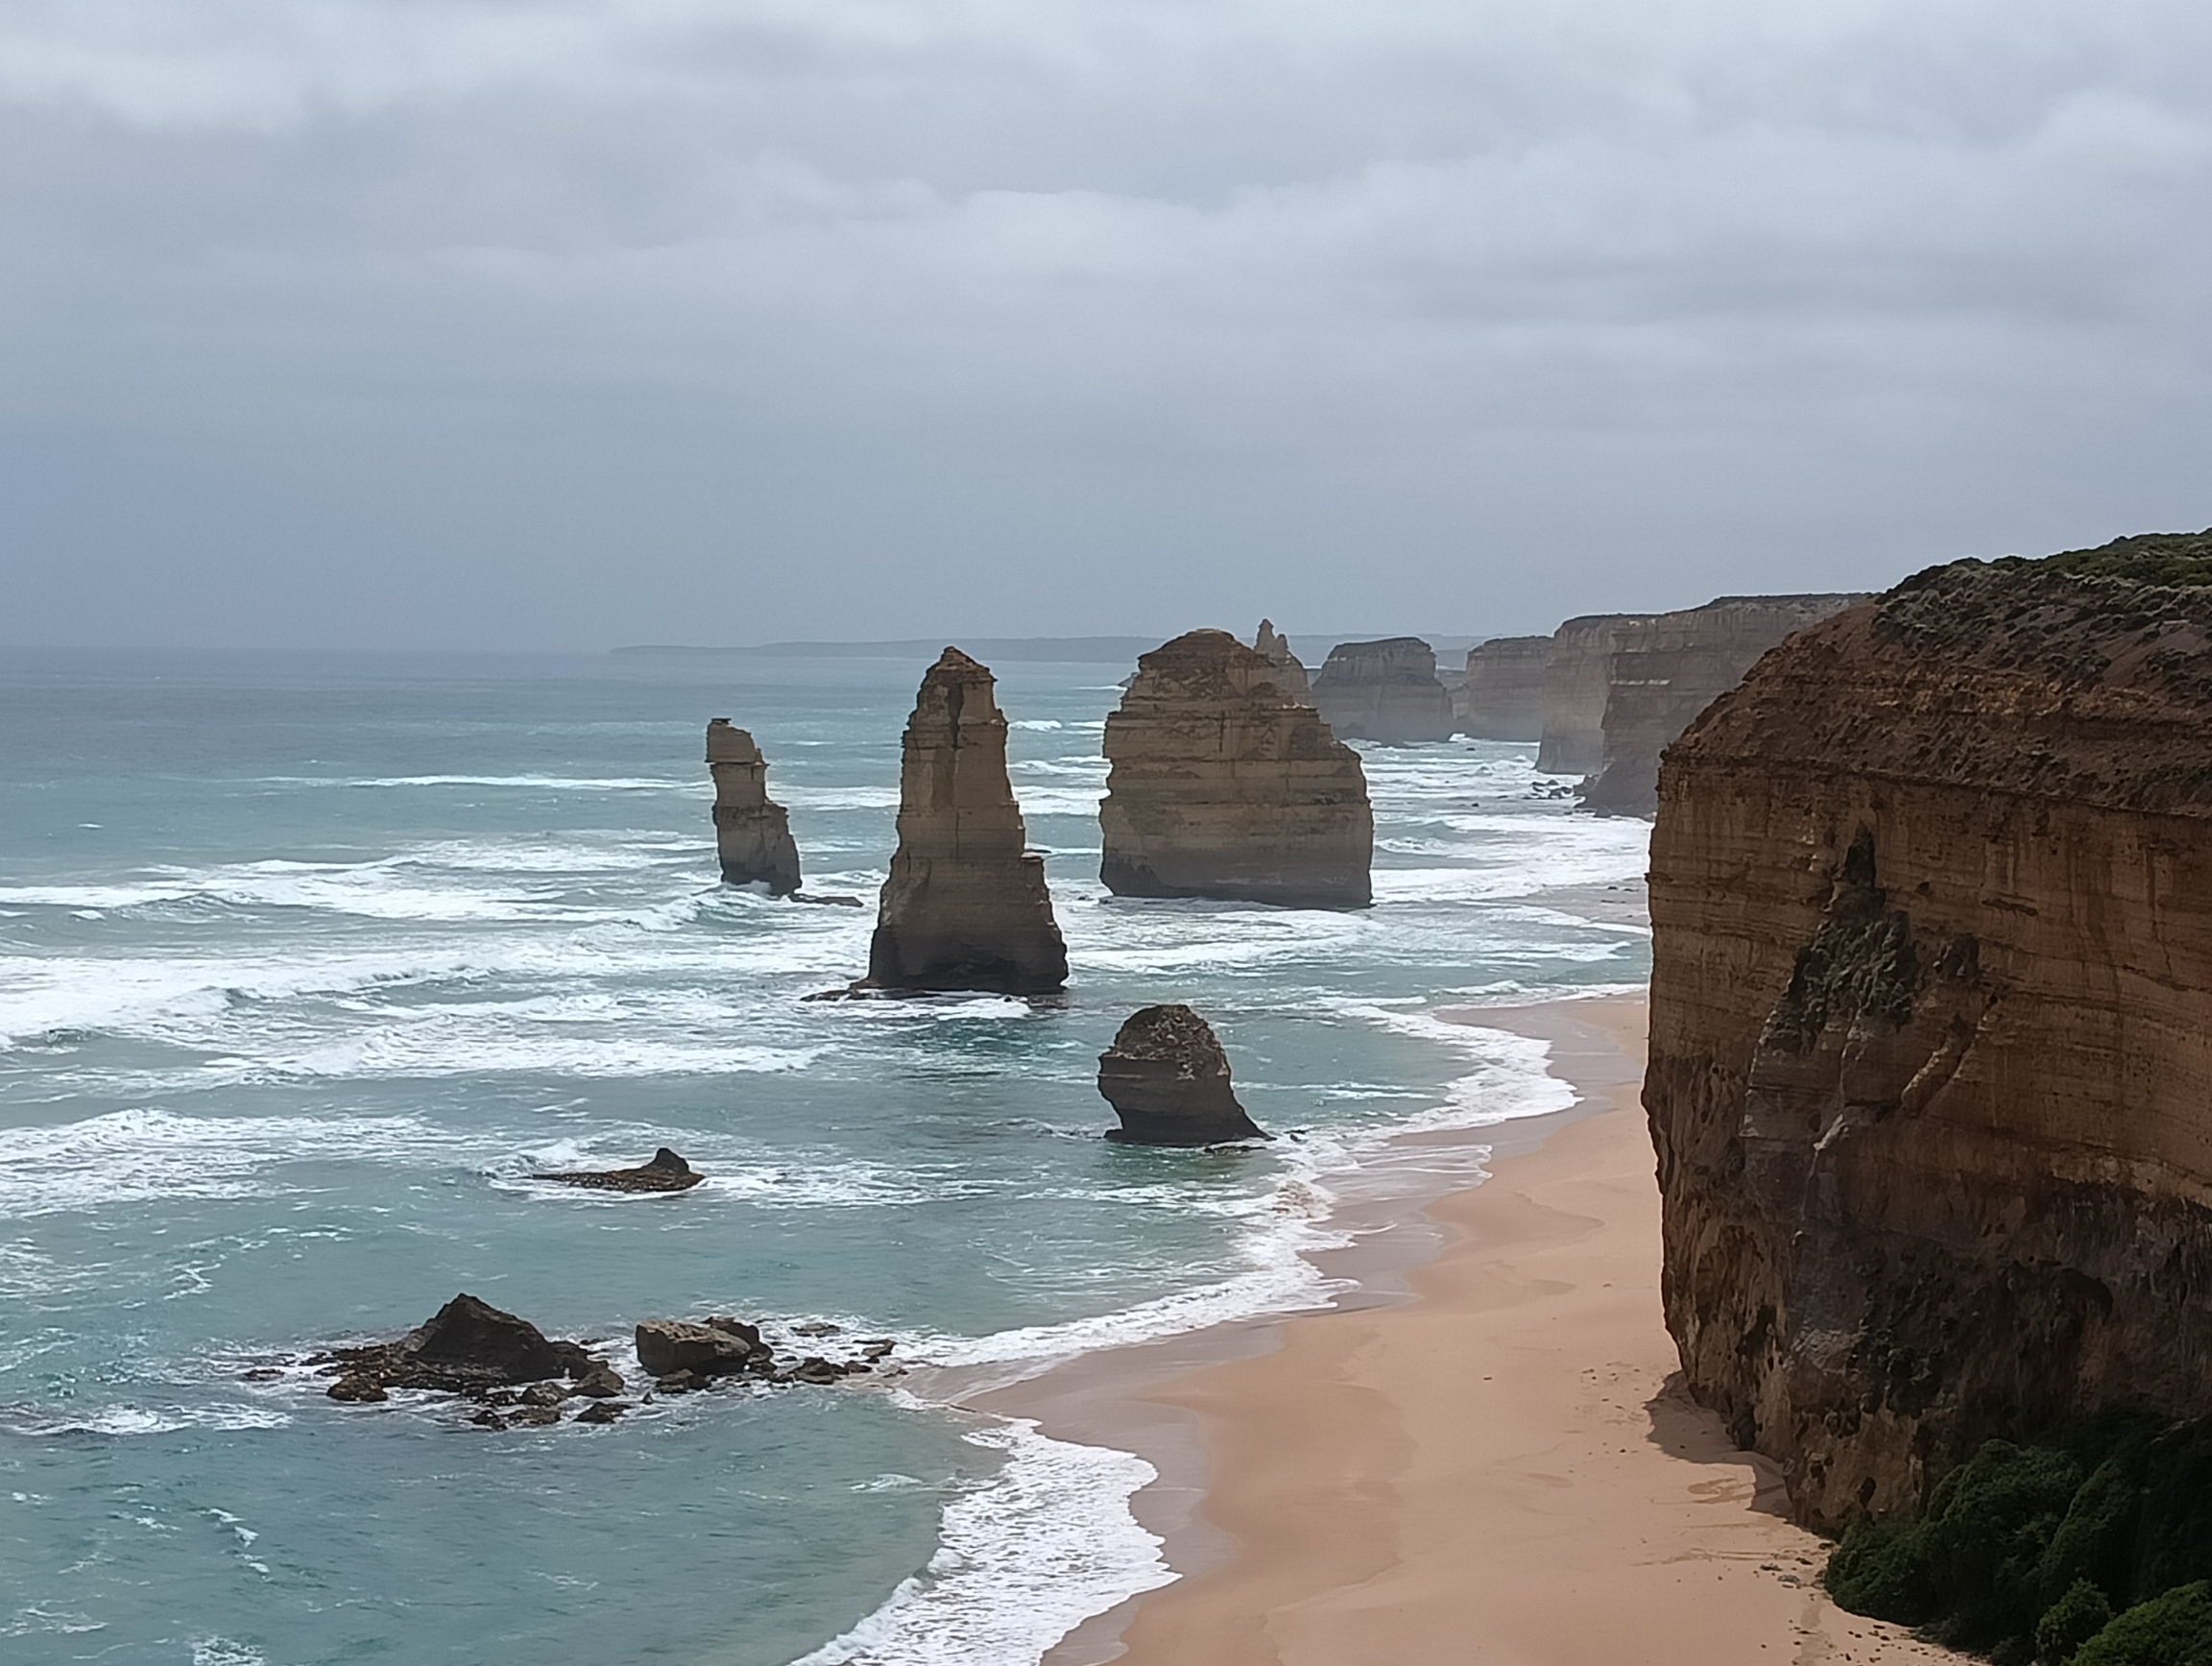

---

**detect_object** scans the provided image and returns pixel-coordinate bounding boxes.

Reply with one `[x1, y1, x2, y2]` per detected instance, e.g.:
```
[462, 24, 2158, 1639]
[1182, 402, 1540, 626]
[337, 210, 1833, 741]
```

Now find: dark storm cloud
[2, 0, 2208, 646]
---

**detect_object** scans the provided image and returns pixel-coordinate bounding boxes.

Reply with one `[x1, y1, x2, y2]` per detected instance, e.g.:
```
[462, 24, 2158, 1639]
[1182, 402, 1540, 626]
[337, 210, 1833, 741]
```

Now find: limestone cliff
[1645, 530, 2212, 1530]
[1537, 613, 1648, 775]
[867, 648, 1069, 994]
[1310, 637, 1455, 743]
[708, 719, 803, 894]
[1581, 594, 1864, 815]
[1099, 629, 1371, 908]
[1253, 618, 1312, 703]
[1453, 635, 1551, 740]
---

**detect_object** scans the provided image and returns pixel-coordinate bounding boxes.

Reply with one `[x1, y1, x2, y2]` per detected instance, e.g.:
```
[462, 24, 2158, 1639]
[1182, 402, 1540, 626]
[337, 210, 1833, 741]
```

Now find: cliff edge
[1646, 529, 2212, 1529]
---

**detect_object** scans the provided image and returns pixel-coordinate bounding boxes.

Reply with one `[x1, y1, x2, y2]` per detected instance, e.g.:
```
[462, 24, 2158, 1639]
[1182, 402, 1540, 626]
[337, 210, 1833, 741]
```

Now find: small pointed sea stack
[708, 719, 802, 894]
[1310, 637, 1455, 743]
[1252, 617, 1312, 703]
[1100, 629, 1372, 908]
[1098, 1004, 1268, 1146]
[866, 648, 1069, 994]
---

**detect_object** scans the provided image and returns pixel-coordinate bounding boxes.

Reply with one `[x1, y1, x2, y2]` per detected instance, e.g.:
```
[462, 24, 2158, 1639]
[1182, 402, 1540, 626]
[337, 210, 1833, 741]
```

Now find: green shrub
[2071, 1581, 2212, 1666]
[1919, 1441, 2085, 1649]
[2037, 1579, 2114, 1665]
[1827, 1517, 1935, 1622]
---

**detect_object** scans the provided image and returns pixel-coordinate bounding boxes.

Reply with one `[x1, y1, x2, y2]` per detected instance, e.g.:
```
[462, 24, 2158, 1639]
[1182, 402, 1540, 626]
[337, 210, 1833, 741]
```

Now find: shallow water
[0, 647, 1649, 1665]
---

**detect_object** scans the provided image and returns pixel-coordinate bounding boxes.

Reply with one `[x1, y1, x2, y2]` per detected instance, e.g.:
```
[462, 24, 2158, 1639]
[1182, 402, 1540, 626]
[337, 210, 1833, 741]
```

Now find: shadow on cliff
[1642, 1370, 1798, 1521]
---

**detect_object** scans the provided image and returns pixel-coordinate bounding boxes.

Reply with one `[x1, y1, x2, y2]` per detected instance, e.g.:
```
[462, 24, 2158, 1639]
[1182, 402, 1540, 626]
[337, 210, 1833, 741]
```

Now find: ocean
[0, 646, 1650, 1666]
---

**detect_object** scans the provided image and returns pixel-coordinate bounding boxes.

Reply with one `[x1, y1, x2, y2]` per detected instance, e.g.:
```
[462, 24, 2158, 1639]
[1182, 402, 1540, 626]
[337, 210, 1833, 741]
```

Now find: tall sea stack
[1580, 594, 1865, 815]
[1536, 613, 1648, 776]
[707, 719, 802, 894]
[1252, 618, 1312, 703]
[1097, 1004, 1268, 1146]
[1645, 530, 2212, 1529]
[1453, 635, 1551, 740]
[1310, 637, 1455, 743]
[867, 648, 1069, 994]
[1099, 629, 1372, 908]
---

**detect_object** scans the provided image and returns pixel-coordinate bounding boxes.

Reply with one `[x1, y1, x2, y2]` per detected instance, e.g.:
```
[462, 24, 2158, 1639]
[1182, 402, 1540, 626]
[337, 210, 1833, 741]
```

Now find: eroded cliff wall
[1310, 637, 1455, 743]
[1454, 635, 1551, 740]
[1538, 613, 1647, 775]
[1582, 594, 1864, 814]
[1646, 532, 2212, 1529]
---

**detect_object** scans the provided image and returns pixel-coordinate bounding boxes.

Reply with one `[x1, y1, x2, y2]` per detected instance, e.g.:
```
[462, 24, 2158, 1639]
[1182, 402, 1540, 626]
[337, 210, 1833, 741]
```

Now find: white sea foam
[788, 1415, 1171, 1666]
[1, 1402, 292, 1437]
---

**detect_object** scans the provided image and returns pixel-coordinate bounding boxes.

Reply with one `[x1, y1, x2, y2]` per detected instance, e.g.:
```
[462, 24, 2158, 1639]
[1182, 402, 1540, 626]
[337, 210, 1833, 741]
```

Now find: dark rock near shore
[530, 1147, 705, 1194]
[635, 1317, 769, 1380]
[1097, 1004, 1269, 1146]
[317, 1292, 595, 1403]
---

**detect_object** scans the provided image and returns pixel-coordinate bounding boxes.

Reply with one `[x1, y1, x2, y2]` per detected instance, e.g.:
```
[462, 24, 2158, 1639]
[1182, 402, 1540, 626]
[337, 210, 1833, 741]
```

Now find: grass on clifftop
[2041, 529, 2212, 589]
[1825, 1412, 2212, 1664]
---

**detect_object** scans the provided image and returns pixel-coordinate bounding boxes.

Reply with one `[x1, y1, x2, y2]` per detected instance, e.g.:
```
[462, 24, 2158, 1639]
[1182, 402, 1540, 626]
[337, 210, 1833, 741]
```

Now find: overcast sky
[2, 0, 2208, 649]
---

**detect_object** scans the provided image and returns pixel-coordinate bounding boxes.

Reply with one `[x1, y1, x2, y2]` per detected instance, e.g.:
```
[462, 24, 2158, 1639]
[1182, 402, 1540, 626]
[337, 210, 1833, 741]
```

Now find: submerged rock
[1097, 1004, 1269, 1146]
[708, 719, 803, 894]
[865, 648, 1069, 994]
[1099, 629, 1372, 908]
[1310, 637, 1455, 743]
[530, 1147, 704, 1194]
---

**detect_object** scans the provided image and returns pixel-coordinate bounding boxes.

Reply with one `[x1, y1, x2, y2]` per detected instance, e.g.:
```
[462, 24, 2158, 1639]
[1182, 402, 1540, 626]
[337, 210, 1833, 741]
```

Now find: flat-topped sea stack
[1580, 593, 1865, 815]
[1252, 618, 1312, 703]
[1536, 613, 1649, 775]
[1099, 629, 1372, 908]
[1453, 635, 1551, 739]
[1097, 1003, 1268, 1146]
[1645, 529, 2212, 1529]
[866, 648, 1069, 994]
[707, 719, 802, 894]
[1310, 636, 1455, 743]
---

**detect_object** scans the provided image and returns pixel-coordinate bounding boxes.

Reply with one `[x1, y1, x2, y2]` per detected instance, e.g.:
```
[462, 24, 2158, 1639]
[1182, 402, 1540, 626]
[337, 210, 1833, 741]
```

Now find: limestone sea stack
[1097, 1003, 1268, 1145]
[1644, 529, 2212, 1529]
[1252, 618, 1312, 703]
[1535, 613, 1649, 775]
[1310, 637, 1455, 743]
[1578, 593, 1865, 815]
[1453, 635, 1551, 740]
[1099, 629, 1372, 908]
[708, 719, 802, 894]
[866, 648, 1069, 994]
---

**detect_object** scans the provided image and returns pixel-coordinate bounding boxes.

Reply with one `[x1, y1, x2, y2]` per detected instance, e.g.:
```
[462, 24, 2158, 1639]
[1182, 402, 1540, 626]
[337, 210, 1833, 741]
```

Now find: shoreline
[966, 990, 1957, 1665]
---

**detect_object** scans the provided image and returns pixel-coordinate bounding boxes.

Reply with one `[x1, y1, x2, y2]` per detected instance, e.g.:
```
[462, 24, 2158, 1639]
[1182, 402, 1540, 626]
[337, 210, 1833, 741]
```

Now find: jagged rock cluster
[1310, 637, 1455, 743]
[1097, 1003, 1268, 1145]
[1099, 629, 1372, 909]
[1645, 530, 2212, 1529]
[1579, 594, 1863, 814]
[708, 719, 802, 894]
[1453, 635, 1551, 740]
[1253, 618, 1312, 703]
[867, 648, 1069, 994]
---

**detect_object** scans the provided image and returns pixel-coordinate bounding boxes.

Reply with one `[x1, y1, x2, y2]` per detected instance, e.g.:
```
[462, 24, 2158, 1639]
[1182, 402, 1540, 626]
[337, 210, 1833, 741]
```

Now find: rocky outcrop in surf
[1453, 635, 1551, 740]
[708, 719, 802, 894]
[1097, 1003, 1268, 1145]
[1310, 637, 1455, 743]
[316, 1293, 600, 1408]
[1536, 613, 1648, 776]
[866, 648, 1069, 994]
[1098, 629, 1372, 908]
[1253, 618, 1312, 703]
[1579, 594, 1864, 815]
[531, 1147, 703, 1193]
[1644, 530, 2212, 1529]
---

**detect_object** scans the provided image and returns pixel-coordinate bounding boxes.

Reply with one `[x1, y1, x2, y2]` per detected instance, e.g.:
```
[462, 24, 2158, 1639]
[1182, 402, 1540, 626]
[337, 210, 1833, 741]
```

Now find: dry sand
[985, 992, 1957, 1666]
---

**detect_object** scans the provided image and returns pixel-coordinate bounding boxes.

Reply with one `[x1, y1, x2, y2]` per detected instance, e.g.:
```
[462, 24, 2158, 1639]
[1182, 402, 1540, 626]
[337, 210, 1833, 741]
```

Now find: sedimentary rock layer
[1581, 594, 1864, 815]
[1454, 635, 1551, 740]
[1310, 637, 1455, 743]
[1097, 1003, 1268, 1145]
[708, 719, 802, 894]
[867, 648, 1069, 994]
[1099, 629, 1372, 908]
[1253, 618, 1312, 703]
[1537, 614, 1648, 775]
[1645, 531, 2212, 1529]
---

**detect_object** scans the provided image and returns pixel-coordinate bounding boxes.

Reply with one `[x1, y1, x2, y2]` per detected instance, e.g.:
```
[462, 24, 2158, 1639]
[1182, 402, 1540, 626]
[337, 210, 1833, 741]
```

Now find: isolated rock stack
[1097, 1004, 1268, 1145]
[1453, 635, 1551, 740]
[708, 719, 802, 894]
[866, 648, 1069, 994]
[1099, 629, 1372, 908]
[1310, 637, 1455, 743]
[1252, 618, 1312, 703]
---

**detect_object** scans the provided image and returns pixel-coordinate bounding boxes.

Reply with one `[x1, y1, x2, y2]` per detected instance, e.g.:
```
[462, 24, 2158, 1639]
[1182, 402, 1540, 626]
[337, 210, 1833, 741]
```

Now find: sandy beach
[982, 992, 1957, 1666]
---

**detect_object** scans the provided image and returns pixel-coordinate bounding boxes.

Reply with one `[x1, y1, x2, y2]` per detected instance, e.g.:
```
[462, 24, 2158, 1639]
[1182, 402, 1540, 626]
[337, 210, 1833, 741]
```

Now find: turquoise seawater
[0, 647, 1650, 1666]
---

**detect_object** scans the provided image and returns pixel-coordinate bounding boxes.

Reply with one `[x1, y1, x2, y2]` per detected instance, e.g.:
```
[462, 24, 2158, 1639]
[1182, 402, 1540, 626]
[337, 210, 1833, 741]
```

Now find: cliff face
[1581, 594, 1864, 815]
[1099, 629, 1371, 908]
[867, 648, 1069, 994]
[707, 719, 802, 894]
[1537, 613, 1648, 775]
[1646, 533, 2212, 1530]
[1453, 635, 1551, 740]
[1253, 618, 1312, 704]
[1310, 637, 1455, 743]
